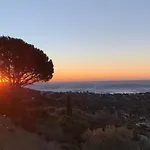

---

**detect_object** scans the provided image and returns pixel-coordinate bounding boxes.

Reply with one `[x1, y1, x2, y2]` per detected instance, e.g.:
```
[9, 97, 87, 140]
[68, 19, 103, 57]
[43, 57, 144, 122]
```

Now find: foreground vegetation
[0, 87, 150, 149]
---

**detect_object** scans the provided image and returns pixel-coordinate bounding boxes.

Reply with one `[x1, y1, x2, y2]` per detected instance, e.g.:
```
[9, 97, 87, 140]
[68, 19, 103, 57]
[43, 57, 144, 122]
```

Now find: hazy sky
[1, 0, 150, 81]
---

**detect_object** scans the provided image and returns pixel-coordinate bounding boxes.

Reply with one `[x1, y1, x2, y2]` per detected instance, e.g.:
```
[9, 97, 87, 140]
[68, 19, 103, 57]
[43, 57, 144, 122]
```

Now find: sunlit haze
[1, 0, 150, 82]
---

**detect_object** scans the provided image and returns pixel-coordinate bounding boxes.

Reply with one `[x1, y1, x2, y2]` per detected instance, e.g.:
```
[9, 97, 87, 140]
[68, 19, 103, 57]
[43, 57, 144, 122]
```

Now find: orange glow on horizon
[49, 49, 150, 82]
[51, 69, 150, 82]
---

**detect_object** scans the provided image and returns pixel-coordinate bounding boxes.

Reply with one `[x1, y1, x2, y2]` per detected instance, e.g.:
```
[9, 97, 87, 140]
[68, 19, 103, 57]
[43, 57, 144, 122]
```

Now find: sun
[0, 75, 7, 84]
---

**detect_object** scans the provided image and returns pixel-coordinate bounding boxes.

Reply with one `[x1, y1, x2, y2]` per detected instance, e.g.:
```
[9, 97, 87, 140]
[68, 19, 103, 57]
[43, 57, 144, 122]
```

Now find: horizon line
[50, 78, 150, 83]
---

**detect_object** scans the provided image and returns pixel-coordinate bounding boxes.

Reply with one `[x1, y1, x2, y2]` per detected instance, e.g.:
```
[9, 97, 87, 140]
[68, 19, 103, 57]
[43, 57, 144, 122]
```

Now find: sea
[27, 80, 150, 94]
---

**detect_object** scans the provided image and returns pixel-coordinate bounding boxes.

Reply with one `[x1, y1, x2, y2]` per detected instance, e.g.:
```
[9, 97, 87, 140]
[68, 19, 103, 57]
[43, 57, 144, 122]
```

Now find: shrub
[59, 115, 89, 143]
[82, 126, 140, 150]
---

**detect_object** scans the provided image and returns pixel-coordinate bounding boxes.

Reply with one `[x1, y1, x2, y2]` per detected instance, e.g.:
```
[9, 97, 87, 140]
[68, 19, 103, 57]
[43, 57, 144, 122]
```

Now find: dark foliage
[66, 95, 72, 117]
[0, 88, 148, 149]
[0, 36, 54, 86]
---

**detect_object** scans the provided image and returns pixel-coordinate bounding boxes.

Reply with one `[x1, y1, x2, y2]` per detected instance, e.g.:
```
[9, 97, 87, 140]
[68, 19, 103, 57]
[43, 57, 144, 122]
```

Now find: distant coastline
[27, 80, 150, 94]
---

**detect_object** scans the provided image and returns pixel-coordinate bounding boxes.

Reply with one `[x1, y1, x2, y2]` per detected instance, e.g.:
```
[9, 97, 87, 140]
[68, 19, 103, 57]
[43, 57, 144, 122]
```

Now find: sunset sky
[1, 0, 150, 81]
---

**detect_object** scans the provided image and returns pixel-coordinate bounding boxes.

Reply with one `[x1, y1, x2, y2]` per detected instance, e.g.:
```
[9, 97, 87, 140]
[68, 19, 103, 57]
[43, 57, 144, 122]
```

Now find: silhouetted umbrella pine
[0, 36, 54, 87]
